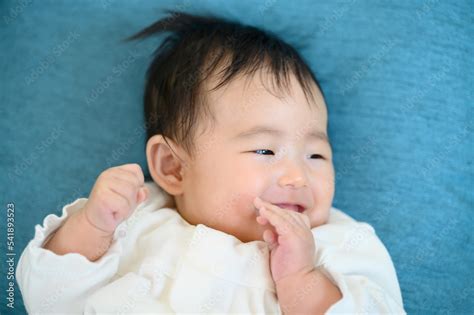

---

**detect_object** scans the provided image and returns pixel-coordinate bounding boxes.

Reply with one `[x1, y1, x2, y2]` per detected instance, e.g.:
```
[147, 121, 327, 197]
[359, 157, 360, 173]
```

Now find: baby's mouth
[273, 203, 305, 213]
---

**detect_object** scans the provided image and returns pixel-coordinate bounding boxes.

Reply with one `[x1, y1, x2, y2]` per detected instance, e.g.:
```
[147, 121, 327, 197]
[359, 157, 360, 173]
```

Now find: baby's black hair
[125, 10, 323, 157]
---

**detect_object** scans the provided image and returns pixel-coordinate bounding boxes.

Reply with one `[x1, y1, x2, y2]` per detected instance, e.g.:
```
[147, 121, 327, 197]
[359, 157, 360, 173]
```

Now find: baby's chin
[229, 223, 269, 244]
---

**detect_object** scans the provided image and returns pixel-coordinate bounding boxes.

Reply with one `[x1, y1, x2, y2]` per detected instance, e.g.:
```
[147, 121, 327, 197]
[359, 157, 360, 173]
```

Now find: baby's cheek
[320, 179, 334, 202]
[308, 170, 334, 227]
[231, 175, 265, 214]
[210, 191, 254, 225]
[317, 165, 335, 197]
[233, 192, 260, 218]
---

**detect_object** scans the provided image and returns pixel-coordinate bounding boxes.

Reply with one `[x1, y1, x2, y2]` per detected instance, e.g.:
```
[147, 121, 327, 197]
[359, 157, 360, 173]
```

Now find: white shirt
[17, 182, 405, 314]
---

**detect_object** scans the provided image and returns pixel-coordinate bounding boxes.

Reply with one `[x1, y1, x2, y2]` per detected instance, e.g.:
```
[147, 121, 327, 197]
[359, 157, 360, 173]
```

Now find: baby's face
[174, 72, 334, 243]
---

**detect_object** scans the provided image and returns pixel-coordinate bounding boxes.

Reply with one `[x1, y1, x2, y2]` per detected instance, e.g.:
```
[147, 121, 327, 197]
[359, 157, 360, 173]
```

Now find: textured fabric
[1, 1, 472, 314]
[16, 182, 404, 314]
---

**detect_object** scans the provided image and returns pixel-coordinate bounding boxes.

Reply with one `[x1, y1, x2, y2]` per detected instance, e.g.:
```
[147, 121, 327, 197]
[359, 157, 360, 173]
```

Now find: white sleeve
[16, 198, 122, 314]
[312, 209, 406, 314]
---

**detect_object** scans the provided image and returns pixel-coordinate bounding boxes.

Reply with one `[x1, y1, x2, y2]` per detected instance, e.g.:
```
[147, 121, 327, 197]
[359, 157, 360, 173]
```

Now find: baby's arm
[309, 215, 406, 314]
[275, 266, 342, 314]
[44, 163, 148, 261]
[43, 209, 114, 262]
[254, 198, 342, 314]
[254, 198, 405, 314]
[276, 220, 405, 314]
[16, 164, 148, 313]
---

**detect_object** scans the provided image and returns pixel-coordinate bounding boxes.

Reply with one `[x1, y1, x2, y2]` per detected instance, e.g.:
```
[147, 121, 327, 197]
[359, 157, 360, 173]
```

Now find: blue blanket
[1, 1, 472, 314]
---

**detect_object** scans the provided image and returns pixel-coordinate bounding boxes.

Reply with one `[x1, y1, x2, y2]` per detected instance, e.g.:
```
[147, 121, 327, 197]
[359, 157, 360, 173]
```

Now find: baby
[17, 11, 405, 314]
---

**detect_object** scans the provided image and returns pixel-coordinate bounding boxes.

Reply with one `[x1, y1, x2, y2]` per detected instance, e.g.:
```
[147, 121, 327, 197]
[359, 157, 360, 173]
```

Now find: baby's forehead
[188, 67, 328, 145]
[197, 77, 327, 142]
[214, 78, 324, 123]
[205, 70, 324, 112]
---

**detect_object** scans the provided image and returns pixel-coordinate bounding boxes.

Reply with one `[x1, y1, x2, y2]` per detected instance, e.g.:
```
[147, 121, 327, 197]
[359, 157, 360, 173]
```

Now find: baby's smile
[148, 70, 335, 243]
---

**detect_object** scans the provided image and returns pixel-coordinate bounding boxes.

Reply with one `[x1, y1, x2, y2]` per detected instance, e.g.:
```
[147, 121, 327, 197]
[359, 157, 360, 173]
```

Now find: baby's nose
[278, 175, 306, 189]
[277, 162, 307, 189]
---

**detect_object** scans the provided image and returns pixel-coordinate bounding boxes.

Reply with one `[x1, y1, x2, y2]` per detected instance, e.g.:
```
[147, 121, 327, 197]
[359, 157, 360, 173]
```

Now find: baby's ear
[146, 135, 185, 196]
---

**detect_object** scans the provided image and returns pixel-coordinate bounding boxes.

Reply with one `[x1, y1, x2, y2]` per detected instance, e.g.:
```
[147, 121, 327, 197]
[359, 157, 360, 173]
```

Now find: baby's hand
[81, 163, 148, 234]
[254, 197, 315, 284]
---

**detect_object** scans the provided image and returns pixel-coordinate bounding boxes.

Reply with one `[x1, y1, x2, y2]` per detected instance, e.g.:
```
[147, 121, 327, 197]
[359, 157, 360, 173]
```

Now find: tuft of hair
[125, 10, 323, 157]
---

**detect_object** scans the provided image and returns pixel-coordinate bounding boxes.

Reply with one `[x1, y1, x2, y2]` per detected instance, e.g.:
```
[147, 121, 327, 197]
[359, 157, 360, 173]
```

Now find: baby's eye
[252, 150, 325, 159]
[253, 149, 274, 155]
[310, 154, 325, 159]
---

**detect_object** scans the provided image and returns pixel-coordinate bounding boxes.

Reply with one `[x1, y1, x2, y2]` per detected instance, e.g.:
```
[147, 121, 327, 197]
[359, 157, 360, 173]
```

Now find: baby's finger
[111, 168, 142, 189]
[118, 163, 145, 186]
[262, 205, 311, 239]
[256, 215, 269, 225]
[259, 206, 297, 237]
[275, 206, 309, 230]
[263, 229, 277, 247]
[137, 186, 148, 204]
[255, 198, 302, 228]
[107, 178, 136, 211]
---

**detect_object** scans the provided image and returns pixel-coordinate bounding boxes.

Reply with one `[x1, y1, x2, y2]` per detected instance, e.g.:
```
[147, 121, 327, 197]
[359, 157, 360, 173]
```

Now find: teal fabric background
[1, 1, 472, 314]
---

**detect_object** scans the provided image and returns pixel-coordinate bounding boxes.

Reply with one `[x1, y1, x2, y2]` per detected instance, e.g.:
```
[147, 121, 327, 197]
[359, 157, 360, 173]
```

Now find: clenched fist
[81, 163, 148, 234]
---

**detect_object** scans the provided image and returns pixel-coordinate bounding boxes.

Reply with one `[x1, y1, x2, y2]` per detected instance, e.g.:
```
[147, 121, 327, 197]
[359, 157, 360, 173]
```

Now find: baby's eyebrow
[232, 125, 329, 143]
